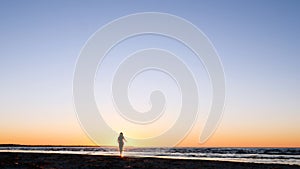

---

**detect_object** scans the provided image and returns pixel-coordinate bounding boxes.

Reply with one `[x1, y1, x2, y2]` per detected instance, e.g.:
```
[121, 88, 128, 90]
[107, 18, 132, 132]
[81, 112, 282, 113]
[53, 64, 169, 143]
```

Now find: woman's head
[120, 132, 123, 135]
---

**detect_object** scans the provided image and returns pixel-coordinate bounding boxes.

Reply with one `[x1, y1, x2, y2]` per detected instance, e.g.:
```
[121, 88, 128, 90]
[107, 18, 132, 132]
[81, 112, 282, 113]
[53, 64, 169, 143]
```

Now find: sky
[0, 0, 299, 147]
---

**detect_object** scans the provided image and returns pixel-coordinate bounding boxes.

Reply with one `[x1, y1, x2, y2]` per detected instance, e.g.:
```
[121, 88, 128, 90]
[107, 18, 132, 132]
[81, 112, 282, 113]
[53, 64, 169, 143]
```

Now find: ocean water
[0, 146, 299, 166]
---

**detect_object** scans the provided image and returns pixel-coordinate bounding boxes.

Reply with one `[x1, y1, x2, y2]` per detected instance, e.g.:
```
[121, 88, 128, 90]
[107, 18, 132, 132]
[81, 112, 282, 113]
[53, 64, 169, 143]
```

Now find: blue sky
[0, 0, 299, 146]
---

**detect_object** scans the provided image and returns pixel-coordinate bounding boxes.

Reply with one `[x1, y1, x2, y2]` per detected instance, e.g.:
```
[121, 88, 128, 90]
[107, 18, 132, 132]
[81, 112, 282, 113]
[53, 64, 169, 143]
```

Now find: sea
[0, 146, 299, 166]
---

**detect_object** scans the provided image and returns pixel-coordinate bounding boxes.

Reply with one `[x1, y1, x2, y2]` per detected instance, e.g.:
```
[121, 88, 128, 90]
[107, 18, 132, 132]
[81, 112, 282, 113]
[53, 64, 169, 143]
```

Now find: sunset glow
[0, 1, 299, 148]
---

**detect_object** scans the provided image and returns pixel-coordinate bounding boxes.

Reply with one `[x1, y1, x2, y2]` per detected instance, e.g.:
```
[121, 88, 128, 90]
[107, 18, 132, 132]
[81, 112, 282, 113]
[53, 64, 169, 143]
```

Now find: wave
[0, 146, 299, 166]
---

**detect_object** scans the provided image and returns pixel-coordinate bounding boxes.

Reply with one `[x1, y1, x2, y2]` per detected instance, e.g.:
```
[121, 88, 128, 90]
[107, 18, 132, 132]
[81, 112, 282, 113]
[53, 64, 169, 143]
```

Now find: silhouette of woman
[117, 132, 126, 156]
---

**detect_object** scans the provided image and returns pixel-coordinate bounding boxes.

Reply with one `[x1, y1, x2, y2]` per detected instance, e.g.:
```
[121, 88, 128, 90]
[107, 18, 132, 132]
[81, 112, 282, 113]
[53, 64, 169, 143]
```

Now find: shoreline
[0, 152, 299, 169]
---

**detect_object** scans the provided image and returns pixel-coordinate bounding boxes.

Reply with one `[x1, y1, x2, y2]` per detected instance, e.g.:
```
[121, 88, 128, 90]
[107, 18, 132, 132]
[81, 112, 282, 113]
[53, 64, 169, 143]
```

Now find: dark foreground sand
[0, 152, 299, 169]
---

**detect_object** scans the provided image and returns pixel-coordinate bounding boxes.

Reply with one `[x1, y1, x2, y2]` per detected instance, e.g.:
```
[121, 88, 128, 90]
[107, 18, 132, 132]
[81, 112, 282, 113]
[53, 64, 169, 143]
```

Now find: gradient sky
[0, 0, 299, 147]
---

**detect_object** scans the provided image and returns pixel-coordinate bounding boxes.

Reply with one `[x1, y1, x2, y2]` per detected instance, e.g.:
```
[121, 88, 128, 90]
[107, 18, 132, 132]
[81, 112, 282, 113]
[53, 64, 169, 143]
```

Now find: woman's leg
[119, 143, 124, 155]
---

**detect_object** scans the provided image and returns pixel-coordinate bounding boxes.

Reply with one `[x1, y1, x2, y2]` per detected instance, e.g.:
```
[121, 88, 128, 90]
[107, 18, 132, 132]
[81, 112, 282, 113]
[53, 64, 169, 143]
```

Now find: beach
[0, 152, 299, 169]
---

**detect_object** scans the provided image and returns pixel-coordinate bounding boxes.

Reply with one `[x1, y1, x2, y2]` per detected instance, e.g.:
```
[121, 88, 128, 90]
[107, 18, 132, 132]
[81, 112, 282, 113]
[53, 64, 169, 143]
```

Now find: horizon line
[0, 144, 299, 148]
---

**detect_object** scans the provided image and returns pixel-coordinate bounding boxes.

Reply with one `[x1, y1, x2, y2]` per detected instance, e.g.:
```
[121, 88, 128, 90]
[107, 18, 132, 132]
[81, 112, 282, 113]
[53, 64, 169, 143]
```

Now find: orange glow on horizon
[1, 111, 299, 147]
[1, 126, 300, 147]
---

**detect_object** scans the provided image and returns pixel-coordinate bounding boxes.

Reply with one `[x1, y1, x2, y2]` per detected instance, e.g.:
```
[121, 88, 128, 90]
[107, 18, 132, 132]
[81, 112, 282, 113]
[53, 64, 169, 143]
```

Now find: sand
[0, 152, 299, 169]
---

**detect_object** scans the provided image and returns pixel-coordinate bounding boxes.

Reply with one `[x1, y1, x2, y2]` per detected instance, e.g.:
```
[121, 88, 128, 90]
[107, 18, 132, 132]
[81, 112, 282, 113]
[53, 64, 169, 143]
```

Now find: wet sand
[0, 152, 299, 169]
